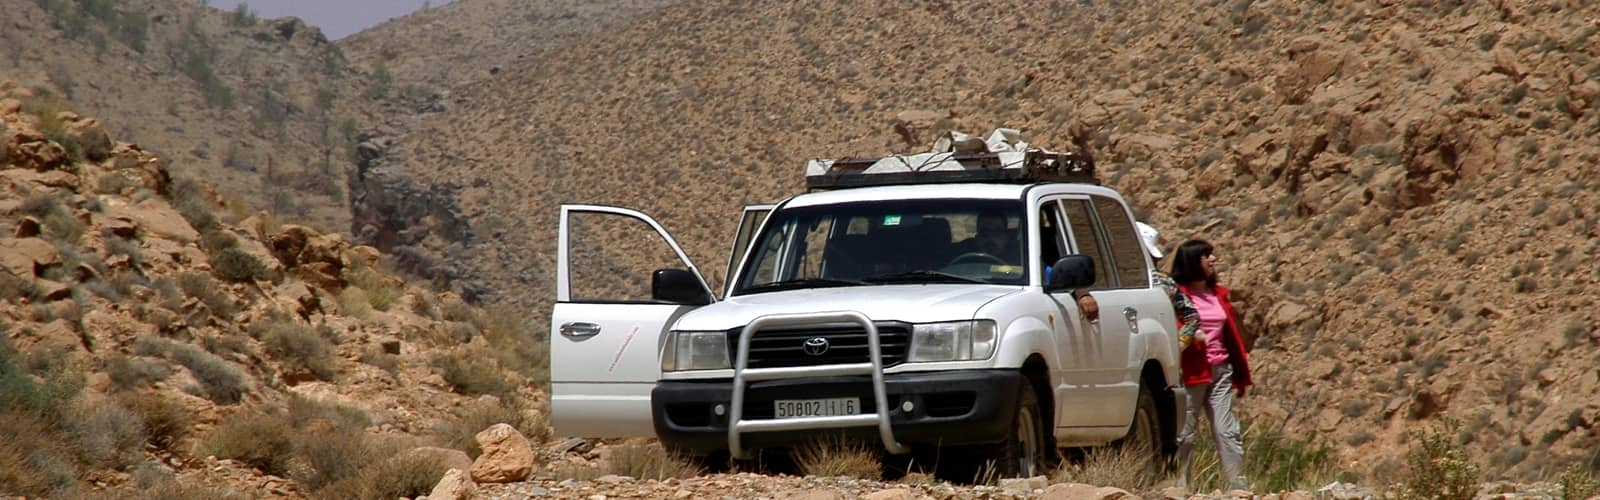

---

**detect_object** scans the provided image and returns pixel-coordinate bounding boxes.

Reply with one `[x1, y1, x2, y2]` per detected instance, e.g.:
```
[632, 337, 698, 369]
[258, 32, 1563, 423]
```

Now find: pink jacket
[1177, 284, 1252, 389]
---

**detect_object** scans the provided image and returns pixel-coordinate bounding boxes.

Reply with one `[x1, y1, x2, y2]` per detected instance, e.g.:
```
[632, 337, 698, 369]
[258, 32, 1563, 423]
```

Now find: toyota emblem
[802, 337, 830, 356]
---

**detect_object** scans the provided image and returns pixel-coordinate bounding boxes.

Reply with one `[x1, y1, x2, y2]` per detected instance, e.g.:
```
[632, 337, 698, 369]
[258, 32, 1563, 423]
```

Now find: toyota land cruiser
[550, 137, 1185, 477]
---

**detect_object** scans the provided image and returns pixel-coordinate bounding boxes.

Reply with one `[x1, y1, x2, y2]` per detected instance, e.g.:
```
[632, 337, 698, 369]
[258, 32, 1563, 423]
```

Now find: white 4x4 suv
[550, 147, 1184, 477]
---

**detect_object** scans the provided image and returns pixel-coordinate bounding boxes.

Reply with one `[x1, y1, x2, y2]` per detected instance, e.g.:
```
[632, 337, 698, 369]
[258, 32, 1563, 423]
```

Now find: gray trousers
[1177, 363, 1246, 491]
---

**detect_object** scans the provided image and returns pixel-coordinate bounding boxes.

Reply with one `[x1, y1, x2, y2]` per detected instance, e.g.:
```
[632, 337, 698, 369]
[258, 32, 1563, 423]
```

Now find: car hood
[673, 284, 1023, 331]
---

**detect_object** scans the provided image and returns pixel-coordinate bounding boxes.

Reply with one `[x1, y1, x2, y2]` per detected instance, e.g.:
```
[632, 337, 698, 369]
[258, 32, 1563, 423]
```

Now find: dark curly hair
[1170, 239, 1217, 287]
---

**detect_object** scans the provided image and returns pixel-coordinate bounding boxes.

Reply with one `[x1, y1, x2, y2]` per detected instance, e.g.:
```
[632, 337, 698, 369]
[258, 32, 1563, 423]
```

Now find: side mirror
[651, 268, 712, 305]
[1047, 255, 1095, 292]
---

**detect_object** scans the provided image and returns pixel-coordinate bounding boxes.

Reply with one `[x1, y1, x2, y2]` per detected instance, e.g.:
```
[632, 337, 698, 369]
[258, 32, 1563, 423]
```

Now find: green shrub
[256, 320, 335, 381]
[170, 179, 218, 231]
[1562, 463, 1600, 500]
[105, 354, 173, 391]
[431, 350, 511, 397]
[1182, 419, 1339, 492]
[478, 304, 550, 387]
[1402, 419, 1481, 500]
[66, 396, 146, 469]
[200, 227, 238, 252]
[337, 287, 373, 319]
[121, 394, 191, 450]
[202, 410, 294, 476]
[0, 413, 79, 497]
[345, 264, 400, 312]
[133, 336, 247, 404]
[177, 271, 235, 318]
[0, 341, 83, 422]
[211, 247, 268, 282]
[295, 426, 369, 491]
[360, 451, 449, 500]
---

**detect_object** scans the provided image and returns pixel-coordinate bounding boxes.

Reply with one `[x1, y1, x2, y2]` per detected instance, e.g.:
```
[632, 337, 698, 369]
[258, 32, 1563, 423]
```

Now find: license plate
[774, 398, 860, 419]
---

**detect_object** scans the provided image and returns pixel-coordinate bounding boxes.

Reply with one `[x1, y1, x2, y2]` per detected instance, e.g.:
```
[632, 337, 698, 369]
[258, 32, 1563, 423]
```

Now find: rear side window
[1059, 199, 1114, 290]
[1092, 196, 1149, 289]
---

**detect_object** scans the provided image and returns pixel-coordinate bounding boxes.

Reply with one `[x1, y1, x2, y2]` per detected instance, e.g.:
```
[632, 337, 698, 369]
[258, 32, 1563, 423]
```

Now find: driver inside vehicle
[949, 211, 1021, 265]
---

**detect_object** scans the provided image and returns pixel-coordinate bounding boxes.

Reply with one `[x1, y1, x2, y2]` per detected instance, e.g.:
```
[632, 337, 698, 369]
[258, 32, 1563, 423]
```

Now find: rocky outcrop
[345, 130, 483, 299]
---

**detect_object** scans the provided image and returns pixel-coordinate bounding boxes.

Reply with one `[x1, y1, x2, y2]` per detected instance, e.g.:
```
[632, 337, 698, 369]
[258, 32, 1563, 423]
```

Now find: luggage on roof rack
[805, 128, 1096, 190]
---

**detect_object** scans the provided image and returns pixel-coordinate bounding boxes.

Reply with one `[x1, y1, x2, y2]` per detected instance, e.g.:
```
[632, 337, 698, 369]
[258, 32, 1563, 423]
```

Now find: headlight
[661, 331, 730, 371]
[907, 320, 997, 362]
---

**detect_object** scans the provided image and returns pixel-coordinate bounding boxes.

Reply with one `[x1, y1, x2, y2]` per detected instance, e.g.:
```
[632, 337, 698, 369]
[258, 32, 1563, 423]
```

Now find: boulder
[468, 423, 535, 483]
[1040, 483, 1135, 500]
[862, 489, 915, 500]
[428, 468, 476, 500]
[105, 201, 199, 244]
[0, 237, 62, 278]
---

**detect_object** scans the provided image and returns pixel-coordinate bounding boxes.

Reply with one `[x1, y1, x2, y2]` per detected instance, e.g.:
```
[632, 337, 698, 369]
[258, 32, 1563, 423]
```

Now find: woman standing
[1171, 239, 1253, 491]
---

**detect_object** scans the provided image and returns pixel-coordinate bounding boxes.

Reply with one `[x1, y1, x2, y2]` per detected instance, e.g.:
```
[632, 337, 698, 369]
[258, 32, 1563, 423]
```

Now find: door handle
[1123, 307, 1140, 334]
[560, 322, 601, 338]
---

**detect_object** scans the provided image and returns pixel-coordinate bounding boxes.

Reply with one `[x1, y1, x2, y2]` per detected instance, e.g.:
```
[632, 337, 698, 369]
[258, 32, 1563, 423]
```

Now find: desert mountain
[1, 83, 556, 497]
[0, 0, 389, 233]
[361, 0, 1600, 482]
[340, 0, 678, 92]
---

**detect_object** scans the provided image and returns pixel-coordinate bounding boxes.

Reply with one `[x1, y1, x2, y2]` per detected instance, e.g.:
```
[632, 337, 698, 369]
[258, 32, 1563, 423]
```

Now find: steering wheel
[948, 252, 1007, 267]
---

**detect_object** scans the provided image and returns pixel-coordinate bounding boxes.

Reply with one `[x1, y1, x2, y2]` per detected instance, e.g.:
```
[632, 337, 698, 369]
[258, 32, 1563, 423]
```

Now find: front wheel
[992, 385, 1047, 478]
[1115, 382, 1164, 483]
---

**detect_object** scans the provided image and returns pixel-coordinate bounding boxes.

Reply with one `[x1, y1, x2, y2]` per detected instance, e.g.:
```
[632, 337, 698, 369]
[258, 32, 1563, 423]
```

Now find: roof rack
[805, 149, 1097, 191]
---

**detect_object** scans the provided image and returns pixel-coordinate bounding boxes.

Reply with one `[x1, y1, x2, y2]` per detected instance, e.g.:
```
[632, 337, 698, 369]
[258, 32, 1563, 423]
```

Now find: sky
[208, 0, 458, 40]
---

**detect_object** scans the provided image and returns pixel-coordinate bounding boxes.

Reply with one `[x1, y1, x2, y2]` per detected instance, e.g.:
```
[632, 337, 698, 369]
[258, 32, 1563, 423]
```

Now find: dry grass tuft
[256, 319, 337, 381]
[604, 441, 702, 480]
[66, 396, 147, 469]
[337, 287, 373, 319]
[200, 410, 295, 476]
[436, 398, 547, 458]
[318, 448, 449, 500]
[1401, 419, 1480, 500]
[345, 263, 401, 312]
[122, 394, 191, 450]
[431, 349, 513, 397]
[104, 354, 174, 391]
[1052, 445, 1155, 491]
[794, 436, 882, 479]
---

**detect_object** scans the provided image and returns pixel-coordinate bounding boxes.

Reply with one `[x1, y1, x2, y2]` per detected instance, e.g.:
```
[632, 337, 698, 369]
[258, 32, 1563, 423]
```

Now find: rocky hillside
[0, 83, 559, 498]
[0, 0, 391, 233]
[364, 0, 1600, 482]
[339, 0, 678, 92]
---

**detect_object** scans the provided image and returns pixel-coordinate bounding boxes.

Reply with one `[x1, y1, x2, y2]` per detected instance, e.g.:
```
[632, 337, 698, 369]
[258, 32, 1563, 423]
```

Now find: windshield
[733, 199, 1027, 295]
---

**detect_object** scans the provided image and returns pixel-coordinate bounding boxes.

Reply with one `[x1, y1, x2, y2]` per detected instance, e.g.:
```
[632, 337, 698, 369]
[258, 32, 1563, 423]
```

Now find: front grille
[728, 323, 910, 369]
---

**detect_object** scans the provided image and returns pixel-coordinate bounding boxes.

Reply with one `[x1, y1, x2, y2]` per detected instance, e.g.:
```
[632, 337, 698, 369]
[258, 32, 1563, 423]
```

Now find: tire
[1116, 382, 1164, 481]
[992, 384, 1048, 478]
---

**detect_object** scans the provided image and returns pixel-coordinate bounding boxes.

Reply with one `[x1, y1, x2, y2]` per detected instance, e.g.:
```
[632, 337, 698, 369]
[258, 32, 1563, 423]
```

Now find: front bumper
[652, 369, 1025, 456]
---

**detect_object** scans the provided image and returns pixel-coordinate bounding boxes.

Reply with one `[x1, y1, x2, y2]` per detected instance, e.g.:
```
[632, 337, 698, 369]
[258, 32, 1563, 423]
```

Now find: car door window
[1038, 201, 1068, 275]
[566, 210, 700, 303]
[1092, 196, 1149, 289]
[1059, 199, 1115, 290]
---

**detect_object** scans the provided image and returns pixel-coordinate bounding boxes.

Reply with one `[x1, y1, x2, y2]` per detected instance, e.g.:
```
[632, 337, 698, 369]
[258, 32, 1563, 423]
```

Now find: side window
[1059, 199, 1114, 290]
[1092, 196, 1149, 289]
[1037, 201, 1067, 271]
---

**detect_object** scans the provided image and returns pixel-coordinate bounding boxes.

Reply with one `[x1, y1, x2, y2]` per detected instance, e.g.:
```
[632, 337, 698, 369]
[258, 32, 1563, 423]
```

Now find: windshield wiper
[862, 270, 988, 284]
[739, 278, 867, 294]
